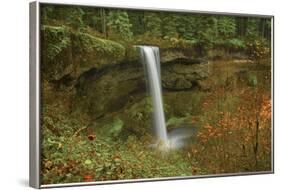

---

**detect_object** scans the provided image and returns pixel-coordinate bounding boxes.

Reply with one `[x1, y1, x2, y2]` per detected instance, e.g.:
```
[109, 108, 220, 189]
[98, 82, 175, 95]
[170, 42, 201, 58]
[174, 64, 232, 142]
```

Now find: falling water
[138, 46, 168, 144]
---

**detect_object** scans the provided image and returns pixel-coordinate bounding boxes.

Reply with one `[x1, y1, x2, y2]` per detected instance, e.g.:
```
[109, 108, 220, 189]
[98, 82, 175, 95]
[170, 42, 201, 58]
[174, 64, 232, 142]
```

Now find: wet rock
[75, 59, 210, 119]
[162, 63, 210, 90]
[75, 63, 146, 119]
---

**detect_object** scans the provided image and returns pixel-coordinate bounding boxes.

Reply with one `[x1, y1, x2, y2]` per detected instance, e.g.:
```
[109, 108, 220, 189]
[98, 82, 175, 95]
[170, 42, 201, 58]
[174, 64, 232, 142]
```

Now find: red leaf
[88, 134, 96, 141]
[83, 175, 93, 182]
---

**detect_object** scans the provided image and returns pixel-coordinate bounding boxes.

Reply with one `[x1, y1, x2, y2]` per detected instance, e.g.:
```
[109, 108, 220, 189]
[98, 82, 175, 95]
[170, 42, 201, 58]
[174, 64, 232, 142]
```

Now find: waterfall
[138, 46, 168, 144]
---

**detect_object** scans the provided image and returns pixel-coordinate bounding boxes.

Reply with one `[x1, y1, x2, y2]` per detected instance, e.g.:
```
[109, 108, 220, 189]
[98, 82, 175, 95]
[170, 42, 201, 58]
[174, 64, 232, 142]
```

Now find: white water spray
[138, 45, 197, 150]
[138, 46, 168, 144]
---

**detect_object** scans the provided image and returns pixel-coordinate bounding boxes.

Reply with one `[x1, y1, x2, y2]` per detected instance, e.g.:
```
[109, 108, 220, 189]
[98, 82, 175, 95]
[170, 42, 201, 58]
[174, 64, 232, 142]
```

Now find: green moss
[95, 118, 124, 138]
[41, 25, 71, 60]
[41, 25, 127, 80]
[42, 25, 125, 61]
[166, 117, 186, 127]
[73, 32, 125, 59]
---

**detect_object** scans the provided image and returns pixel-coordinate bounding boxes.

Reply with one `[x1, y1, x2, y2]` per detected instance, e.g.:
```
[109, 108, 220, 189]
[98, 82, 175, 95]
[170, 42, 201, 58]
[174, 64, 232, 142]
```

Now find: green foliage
[41, 4, 272, 59]
[93, 118, 124, 139]
[74, 32, 125, 58]
[176, 15, 197, 40]
[66, 7, 85, 30]
[41, 107, 193, 184]
[144, 12, 162, 37]
[107, 10, 133, 40]
[41, 25, 71, 60]
[217, 16, 236, 37]
[247, 18, 260, 37]
[179, 15, 219, 53]
[162, 14, 179, 38]
[109, 118, 124, 136]
[196, 16, 218, 45]
[127, 11, 145, 35]
[41, 5, 54, 24]
[82, 8, 102, 30]
[225, 38, 246, 49]
[248, 72, 258, 87]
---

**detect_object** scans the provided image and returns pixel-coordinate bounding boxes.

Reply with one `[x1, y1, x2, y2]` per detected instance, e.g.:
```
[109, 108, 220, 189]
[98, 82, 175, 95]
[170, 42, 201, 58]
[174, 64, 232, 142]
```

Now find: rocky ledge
[74, 58, 210, 119]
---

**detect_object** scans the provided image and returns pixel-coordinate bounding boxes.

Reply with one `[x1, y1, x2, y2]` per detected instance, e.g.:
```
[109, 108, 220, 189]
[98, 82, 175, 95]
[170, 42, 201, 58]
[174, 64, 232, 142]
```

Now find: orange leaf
[83, 175, 93, 182]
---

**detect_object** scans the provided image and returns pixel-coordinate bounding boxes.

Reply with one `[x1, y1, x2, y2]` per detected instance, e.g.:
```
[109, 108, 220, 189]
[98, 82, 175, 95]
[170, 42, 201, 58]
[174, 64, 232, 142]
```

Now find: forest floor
[40, 59, 272, 184]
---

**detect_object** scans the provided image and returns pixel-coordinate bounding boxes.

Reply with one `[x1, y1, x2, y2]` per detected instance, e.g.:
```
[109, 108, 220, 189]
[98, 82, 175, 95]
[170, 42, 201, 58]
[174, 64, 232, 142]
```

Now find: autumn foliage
[187, 76, 271, 174]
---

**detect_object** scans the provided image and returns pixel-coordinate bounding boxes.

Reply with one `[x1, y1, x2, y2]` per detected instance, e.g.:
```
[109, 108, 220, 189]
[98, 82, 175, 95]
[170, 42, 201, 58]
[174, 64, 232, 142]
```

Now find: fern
[41, 25, 71, 60]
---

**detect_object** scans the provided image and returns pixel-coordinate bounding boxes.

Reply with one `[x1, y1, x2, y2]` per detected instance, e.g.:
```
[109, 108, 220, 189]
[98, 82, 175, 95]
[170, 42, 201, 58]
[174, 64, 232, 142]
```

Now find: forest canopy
[41, 4, 271, 57]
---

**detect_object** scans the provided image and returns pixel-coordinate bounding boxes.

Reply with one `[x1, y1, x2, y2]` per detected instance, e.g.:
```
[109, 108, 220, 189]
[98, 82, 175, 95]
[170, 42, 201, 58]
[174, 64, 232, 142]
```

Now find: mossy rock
[162, 63, 210, 90]
[75, 62, 146, 119]
[41, 25, 73, 80]
[75, 58, 211, 120]
[88, 96, 154, 138]
[41, 25, 126, 81]
[71, 32, 126, 76]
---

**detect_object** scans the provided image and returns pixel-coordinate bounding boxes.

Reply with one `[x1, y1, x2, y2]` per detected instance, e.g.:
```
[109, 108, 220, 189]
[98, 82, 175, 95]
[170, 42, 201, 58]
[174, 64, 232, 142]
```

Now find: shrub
[246, 38, 271, 60]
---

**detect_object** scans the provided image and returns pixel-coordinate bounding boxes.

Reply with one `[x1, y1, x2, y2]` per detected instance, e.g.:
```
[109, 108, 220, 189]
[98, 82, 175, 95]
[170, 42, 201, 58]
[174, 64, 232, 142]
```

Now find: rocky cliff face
[41, 25, 208, 82]
[41, 25, 211, 119]
[41, 26, 215, 136]
[74, 58, 210, 119]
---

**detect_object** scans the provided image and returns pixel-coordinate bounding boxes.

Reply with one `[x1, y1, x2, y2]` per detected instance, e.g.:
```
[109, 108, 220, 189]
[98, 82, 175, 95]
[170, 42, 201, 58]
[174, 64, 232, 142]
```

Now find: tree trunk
[100, 8, 107, 37]
[259, 18, 266, 38]
[236, 17, 248, 37]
